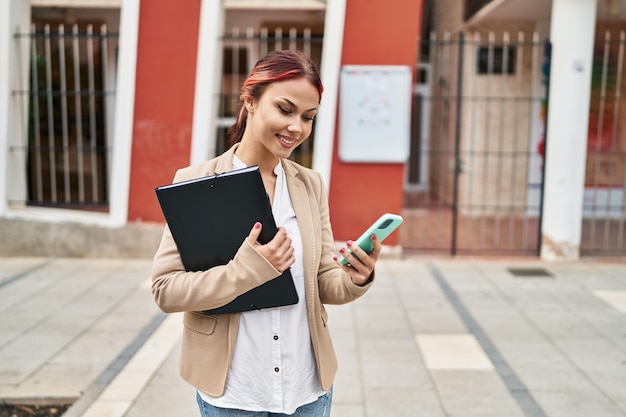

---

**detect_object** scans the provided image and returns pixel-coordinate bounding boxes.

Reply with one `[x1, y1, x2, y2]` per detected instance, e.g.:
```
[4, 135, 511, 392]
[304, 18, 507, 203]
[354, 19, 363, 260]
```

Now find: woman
[151, 50, 381, 417]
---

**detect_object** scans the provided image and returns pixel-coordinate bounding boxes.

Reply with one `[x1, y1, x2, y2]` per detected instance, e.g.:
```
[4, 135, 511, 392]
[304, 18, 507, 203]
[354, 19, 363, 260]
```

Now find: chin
[274, 142, 298, 158]
[277, 149, 295, 160]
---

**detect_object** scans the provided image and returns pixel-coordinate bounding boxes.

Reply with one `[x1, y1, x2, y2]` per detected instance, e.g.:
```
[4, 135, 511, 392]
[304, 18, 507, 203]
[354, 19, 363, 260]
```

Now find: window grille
[476, 45, 516, 75]
[13, 23, 116, 210]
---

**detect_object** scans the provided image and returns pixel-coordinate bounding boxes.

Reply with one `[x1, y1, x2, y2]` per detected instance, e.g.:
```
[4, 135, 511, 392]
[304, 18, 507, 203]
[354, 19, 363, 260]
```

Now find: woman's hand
[334, 235, 381, 286]
[246, 222, 295, 273]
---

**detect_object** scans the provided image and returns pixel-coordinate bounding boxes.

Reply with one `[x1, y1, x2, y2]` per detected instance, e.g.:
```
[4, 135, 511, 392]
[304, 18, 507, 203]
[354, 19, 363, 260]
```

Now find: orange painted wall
[127, 1, 201, 222]
[329, 0, 422, 243]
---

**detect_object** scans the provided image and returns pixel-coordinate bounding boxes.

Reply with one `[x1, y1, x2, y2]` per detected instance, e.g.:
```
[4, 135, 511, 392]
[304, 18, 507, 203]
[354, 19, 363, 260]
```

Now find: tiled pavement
[1, 256, 625, 417]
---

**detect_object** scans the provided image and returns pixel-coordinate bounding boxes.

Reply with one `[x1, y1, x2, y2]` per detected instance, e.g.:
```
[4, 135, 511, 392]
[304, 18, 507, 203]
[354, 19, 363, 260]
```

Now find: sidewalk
[1, 256, 625, 417]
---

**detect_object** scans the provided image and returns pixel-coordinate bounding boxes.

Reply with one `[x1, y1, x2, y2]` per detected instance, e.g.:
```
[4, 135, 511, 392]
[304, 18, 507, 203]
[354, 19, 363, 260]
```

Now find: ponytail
[225, 105, 248, 148]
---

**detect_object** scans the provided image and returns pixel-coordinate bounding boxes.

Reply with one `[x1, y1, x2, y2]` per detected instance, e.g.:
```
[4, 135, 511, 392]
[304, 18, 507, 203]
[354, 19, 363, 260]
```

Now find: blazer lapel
[214, 144, 238, 173]
[283, 161, 316, 306]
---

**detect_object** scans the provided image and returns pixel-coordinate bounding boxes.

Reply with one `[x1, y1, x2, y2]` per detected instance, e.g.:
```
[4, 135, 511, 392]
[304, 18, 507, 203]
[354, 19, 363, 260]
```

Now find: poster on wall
[338, 65, 412, 163]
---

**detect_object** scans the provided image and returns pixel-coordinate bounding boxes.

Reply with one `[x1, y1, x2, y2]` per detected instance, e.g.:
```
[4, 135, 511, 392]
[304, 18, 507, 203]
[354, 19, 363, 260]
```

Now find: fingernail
[254, 222, 261, 229]
[371, 234, 377, 240]
[346, 241, 353, 247]
[333, 256, 338, 261]
[339, 248, 345, 254]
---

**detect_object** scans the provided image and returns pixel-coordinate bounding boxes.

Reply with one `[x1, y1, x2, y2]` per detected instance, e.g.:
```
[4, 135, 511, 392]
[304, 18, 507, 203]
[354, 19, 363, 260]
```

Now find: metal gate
[401, 31, 549, 255]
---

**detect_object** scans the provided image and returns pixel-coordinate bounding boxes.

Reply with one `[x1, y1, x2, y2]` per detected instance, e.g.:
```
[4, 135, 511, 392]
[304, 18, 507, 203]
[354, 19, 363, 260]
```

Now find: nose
[287, 117, 303, 135]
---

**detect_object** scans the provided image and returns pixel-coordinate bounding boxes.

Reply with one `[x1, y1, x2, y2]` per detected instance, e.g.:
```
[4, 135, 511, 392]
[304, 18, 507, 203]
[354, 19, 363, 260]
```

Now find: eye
[277, 105, 291, 115]
[303, 115, 316, 122]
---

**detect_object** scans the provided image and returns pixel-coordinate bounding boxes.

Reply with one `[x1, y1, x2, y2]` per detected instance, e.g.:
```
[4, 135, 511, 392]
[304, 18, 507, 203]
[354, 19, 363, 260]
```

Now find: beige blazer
[151, 144, 373, 397]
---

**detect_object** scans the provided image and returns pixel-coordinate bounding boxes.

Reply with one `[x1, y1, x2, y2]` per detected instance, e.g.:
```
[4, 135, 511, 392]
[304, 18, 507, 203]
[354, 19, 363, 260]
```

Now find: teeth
[278, 135, 295, 145]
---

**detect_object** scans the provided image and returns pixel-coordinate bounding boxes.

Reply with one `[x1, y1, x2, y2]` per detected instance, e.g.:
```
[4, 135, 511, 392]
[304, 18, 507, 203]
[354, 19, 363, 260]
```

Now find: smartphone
[338, 213, 404, 265]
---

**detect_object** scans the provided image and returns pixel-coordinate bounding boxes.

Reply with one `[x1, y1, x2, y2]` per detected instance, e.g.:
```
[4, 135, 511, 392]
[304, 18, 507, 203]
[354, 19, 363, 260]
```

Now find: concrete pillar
[0, 0, 30, 215]
[109, 0, 141, 226]
[541, 0, 597, 260]
[312, 0, 347, 188]
[190, 0, 224, 164]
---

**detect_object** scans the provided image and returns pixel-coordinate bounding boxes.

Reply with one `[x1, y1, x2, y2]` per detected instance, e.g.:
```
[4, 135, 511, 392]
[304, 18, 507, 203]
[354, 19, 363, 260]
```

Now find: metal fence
[402, 29, 626, 257]
[13, 23, 115, 210]
[215, 26, 323, 167]
[402, 31, 549, 255]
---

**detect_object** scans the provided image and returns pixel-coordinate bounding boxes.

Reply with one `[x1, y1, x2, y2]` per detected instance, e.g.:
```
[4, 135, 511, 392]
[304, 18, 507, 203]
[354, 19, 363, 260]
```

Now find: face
[243, 77, 320, 161]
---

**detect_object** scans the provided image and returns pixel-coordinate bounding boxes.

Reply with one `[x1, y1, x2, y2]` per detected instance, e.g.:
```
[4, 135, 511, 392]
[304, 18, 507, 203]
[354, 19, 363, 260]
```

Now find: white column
[541, 0, 597, 260]
[109, 0, 141, 226]
[312, 0, 347, 189]
[0, 1, 30, 215]
[190, 0, 224, 164]
[0, 0, 12, 215]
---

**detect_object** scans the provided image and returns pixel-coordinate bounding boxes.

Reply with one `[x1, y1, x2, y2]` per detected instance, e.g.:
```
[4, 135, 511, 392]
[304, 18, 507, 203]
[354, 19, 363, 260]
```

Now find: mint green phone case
[338, 213, 404, 265]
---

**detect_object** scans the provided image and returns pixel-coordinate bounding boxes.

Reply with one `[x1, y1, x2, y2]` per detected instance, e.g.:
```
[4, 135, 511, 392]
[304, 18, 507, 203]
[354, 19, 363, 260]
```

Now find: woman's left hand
[334, 235, 381, 286]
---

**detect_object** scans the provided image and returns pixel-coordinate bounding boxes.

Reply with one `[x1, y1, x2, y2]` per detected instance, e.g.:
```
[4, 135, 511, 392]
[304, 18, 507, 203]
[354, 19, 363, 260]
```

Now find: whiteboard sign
[339, 65, 412, 163]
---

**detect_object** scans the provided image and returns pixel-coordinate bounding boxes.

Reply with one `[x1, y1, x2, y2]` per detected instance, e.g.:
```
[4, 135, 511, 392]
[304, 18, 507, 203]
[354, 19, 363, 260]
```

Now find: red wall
[127, 1, 201, 222]
[329, 0, 422, 243]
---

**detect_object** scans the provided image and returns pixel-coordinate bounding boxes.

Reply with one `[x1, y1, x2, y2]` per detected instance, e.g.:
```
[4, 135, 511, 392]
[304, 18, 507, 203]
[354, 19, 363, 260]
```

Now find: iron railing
[581, 30, 626, 255]
[13, 23, 115, 210]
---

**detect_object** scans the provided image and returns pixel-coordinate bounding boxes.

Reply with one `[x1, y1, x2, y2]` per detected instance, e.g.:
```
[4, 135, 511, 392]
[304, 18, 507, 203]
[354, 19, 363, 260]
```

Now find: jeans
[196, 388, 333, 417]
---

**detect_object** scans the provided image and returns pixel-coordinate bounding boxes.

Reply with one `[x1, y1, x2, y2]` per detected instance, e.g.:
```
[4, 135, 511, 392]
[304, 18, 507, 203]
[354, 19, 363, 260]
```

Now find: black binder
[154, 165, 298, 315]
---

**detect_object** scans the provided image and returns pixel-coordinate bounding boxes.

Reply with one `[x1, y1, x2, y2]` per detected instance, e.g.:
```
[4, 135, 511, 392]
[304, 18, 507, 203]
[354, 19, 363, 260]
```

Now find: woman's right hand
[246, 222, 295, 273]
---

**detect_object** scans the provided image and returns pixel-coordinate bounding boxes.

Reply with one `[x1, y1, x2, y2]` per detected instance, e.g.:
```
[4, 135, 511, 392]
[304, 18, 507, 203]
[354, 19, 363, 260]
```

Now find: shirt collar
[232, 155, 283, 177]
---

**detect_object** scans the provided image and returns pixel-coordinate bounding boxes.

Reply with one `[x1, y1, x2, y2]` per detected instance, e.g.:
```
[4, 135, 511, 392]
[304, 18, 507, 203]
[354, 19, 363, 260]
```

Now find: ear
[244, 97, 255, 113]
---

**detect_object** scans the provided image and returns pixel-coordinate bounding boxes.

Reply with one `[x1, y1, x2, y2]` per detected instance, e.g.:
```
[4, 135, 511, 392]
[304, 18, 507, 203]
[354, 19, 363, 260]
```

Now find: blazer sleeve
[313, 171, 375, 304]
[150, 168, 283, 313]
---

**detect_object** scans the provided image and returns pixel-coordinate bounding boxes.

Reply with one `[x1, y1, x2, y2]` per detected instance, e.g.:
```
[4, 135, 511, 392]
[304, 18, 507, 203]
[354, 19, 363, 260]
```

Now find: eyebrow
[280, 97, 318, 112]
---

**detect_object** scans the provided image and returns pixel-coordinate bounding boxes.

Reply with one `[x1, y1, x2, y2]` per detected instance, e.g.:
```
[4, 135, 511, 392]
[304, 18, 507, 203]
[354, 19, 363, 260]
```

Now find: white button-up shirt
[199, 157, 325, 414]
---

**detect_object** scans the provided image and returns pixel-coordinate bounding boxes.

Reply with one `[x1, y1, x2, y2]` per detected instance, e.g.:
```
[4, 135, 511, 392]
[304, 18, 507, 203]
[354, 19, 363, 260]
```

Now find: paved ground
[1, 256, 625, 417]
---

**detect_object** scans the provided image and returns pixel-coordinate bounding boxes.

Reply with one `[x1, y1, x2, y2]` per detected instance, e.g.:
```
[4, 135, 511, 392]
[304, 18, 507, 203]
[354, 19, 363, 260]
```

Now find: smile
[277, 135, 296, 146]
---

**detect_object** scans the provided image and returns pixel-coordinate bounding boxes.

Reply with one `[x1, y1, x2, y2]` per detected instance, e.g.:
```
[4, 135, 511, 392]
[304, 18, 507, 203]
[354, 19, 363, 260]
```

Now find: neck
[234, 139, 279, 176]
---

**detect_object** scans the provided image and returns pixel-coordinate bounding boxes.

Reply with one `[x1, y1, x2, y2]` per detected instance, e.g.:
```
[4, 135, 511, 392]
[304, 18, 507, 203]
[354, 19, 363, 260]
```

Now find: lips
[277, 134, 296, 147]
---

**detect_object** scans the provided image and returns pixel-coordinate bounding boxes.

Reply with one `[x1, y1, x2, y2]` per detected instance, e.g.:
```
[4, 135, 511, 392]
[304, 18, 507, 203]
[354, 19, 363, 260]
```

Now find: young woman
[151, 50, 381, 417]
